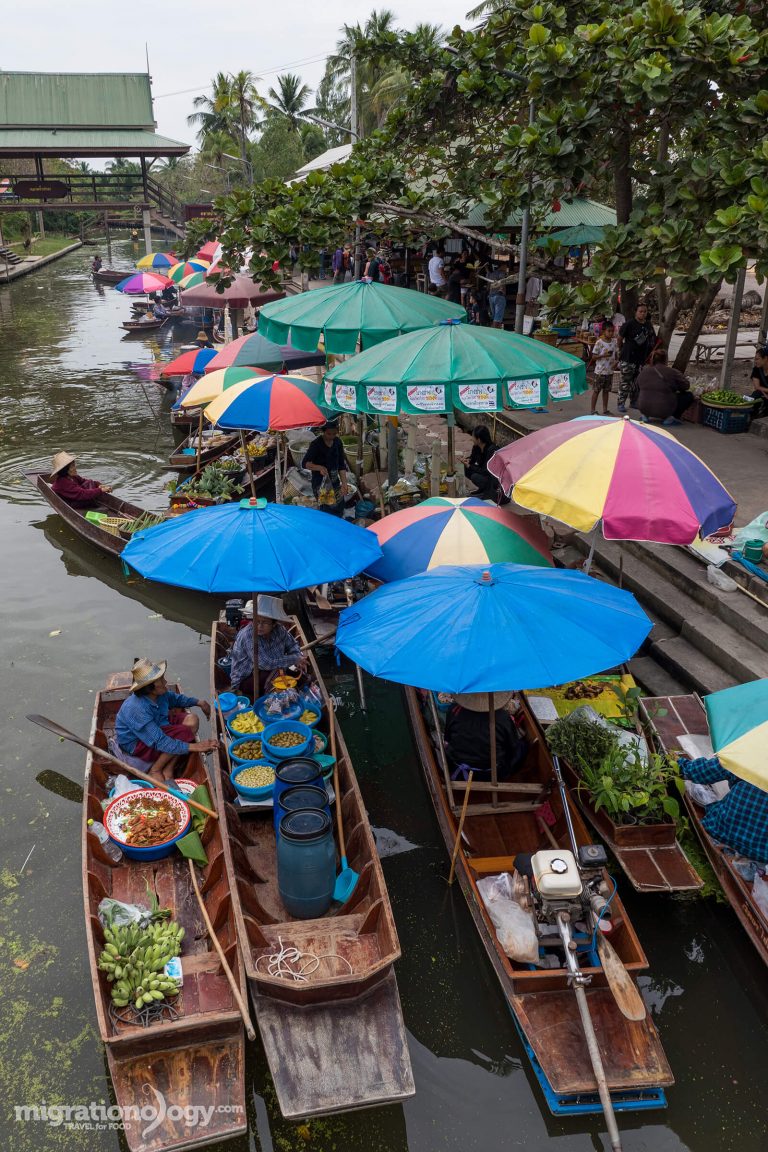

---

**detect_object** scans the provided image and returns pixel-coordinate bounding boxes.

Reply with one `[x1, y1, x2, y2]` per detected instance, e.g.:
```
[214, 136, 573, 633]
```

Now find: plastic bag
[98, 897, 150, 930]
[733, 512, 768, 550]
[753, 874, 768, 919]
[707, 564, 738, 592]
[261, 687, 302, 720]
[110, 774, 146, 798]
[477, 873, 539, 964]
[300, 683, 324, 713]
[685, 780, 722, 807]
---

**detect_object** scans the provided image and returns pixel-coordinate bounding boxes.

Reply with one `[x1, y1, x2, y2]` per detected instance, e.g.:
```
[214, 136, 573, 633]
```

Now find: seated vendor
[444, 692, 527, 781]
[301, 421, 352, 516]
[461, 425, 498, 500]
[50, 451, 112, 507]
[678, 753, 768, 864]
[229, 603, 307, 700]
[115, 659, 216, 781]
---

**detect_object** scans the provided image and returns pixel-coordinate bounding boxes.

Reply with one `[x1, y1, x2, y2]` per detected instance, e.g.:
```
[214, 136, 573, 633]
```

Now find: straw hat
[196, 330, 210, 344]
[130, 658, 167, 692]
[454, 691, 515, 712]
[50, 451, 75, 476]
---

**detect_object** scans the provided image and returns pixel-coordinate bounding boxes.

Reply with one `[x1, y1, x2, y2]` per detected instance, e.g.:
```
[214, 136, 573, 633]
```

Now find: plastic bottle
[87, 819, 123, 863]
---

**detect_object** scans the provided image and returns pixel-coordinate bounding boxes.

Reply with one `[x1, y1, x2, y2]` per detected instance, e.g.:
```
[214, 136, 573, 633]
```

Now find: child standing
[590, 321, 617, 415]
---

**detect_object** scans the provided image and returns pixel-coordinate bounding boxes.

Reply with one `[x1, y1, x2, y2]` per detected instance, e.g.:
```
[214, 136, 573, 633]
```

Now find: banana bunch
[98, 919, 184, 1011]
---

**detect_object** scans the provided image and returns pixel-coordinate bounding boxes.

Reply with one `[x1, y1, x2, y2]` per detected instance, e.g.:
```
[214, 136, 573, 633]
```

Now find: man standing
[428, 247, 446, 295]
[617, 302, 656, 413]
[332, 246, 345, 284]
[486, 263, 508, 328]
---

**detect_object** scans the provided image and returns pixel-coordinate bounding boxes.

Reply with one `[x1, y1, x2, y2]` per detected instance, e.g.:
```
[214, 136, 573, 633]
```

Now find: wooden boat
[210, 617, 414, 1119]
[83, 673, 247, 1151]
[27, 471, 156, 559]
[122, 317, 168, 333]
[405, 687, 673, 1116]
[640, 693, 768, 966]
[168, 431, 242, 473]
[302, 577, 374, 646]
[92, 267, 131, 284]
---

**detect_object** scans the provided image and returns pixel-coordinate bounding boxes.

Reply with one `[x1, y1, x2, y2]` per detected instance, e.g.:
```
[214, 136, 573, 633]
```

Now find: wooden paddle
[596, 929, 647, 1022]
[187, 860, 256, 1041]
[27, 714, 218, 820]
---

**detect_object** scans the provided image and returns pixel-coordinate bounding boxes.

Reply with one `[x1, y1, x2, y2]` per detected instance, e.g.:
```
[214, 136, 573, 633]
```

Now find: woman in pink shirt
[49, 451, 111, 507]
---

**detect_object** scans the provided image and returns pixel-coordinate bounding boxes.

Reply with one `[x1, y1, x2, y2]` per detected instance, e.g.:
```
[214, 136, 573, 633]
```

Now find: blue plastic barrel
[277, 809, 336, 918]
[272, 758, 324, 832]
[277, 784, 331, 828]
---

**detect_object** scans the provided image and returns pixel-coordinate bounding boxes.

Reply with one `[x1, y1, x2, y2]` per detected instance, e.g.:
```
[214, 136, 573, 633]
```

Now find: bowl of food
[227, 709, 265, 738]
[261, 720, 313, 760]
[103, 789, 191, 861]
[229, 735, 273, 765]
[310, 730, 328, 755]
[230, 762, 276, 799]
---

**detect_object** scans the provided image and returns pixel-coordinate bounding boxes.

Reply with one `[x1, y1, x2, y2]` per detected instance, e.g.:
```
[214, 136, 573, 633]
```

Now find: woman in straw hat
[114, 659, 216, 781]
[49, 452, 112, 507]
[444, 692, 528, 781]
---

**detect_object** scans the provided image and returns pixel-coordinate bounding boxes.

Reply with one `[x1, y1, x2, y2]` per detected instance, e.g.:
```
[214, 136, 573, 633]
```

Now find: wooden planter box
[583, 793, 678, 847]
[533, 332, 558, 346]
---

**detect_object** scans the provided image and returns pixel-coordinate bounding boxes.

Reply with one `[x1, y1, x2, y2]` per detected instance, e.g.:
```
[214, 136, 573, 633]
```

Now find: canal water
[1, 241, 766, 1152]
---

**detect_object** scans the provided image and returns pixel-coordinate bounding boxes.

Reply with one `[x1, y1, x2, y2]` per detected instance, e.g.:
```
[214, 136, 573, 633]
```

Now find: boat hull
[27, 472, 145, 558]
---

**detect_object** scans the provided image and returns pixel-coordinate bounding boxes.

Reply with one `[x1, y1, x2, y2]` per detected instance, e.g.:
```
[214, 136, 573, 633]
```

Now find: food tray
[525, 674, 636, 724]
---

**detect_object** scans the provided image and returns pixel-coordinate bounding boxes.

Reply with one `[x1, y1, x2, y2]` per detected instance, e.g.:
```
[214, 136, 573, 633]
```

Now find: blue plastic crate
[701, 403, 753, 434]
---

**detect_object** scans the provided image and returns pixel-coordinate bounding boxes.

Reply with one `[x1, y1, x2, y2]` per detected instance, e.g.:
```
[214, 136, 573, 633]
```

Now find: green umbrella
[536, 225, 606, 247]
[323, 320, 587, 415]
[258, 281, 466, 356]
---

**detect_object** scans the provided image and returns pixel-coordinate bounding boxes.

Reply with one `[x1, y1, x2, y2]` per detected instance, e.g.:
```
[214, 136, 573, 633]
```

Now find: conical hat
[454, 691, 515, 712]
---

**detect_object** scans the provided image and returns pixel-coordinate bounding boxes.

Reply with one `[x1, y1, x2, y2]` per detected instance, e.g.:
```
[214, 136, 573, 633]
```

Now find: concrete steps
[0, 245, 23, 266]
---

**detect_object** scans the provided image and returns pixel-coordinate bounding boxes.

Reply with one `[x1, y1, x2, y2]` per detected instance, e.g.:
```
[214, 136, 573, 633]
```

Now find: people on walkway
[363, 248, 381, 281]
[486, 263, 507, 328]
[332, 246, 345, 284]
[462, 425, 498, 499]
[49, 452, 111, 506]
[636, 349, 693, 425]
[617, 303, 656, 412]
[750, 346, 768, 417]
[589, 321, 618, 415]
[115, 659, 215, 781]
[678, 753, 768, 864]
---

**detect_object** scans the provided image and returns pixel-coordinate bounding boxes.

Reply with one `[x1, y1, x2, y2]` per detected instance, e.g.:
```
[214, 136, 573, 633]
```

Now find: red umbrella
[182, 273, 285, 310]
[159, 347, 219, 377]
[195, 241, 221, 261]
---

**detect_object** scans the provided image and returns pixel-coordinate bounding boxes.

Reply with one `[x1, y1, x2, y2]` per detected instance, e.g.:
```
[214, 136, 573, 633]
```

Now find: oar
[299, 630, 337, 654]
[187, 860, 256, 1041]
[329, 699, 359, 903]
[595, 930, 647, 1022]
[26, 714, 218, 820]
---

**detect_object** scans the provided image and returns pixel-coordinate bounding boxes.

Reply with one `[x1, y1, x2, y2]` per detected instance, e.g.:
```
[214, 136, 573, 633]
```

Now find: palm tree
[368, 23, 444, 126]
[228, 70, 266, 175]
[267, 73, 313, 131]
[328, 8, 399, 136]
[187, 72, 235, 144]
[466, 0, 511, 19]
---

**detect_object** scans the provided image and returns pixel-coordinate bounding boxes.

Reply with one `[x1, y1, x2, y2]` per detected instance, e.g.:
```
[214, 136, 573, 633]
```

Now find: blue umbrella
[122, 497, 382, 593]
[335, 563, 651, 692]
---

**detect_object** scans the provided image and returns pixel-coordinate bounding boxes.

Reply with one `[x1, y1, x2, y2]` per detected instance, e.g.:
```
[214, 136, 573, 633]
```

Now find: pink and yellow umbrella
[115, 272, 172, 295]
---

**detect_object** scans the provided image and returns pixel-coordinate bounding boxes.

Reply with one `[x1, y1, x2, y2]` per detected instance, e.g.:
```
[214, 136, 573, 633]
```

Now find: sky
[3, 0, 475, 147]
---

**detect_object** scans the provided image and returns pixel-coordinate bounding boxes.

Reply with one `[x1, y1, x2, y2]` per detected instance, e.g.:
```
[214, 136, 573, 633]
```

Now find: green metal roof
[465, 197, 617, 231]
[0, 72, 154, 128]
[0, 129, 189, 158]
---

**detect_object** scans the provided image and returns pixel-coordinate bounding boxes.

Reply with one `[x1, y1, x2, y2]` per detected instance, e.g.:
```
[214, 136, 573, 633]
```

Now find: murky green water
[1, 241, 767, 1152]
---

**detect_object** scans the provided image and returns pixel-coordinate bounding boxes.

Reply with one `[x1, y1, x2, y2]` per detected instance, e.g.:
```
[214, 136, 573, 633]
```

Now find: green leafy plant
[545, 713, 621, 771]
[186, 463, 244, 503]
[577, 745, 684, 826]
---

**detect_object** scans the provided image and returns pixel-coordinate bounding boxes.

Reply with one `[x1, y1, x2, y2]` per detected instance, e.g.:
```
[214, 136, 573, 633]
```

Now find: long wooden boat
[122, 317, 168, 333]
[83, 673, 246, 1151]
[405, 686, 673, 1116]
[210, 617, 414, 1119]
[168, 431, 242, 473]
[640, 693, 768, 967]
[92, 267, 131, 284]
[27, 471, 153, 559]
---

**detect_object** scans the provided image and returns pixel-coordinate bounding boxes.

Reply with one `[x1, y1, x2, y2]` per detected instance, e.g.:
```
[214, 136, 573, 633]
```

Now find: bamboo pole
[448, 771, 474, 885]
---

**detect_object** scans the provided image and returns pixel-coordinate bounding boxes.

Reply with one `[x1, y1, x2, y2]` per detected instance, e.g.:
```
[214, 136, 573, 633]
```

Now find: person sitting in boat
[152, 300, 169, 321]
[161, 284, 178, 308]
[302, 421, 352, 516]
[91, 255, 102, 274]
[49, 451, 111, 506]
[678, 753, 768, 863]
[195, 329, 211, 347]
[229, 603, 307, 700]
[444, 692, 528, 781]
[115, 659, 216, 781]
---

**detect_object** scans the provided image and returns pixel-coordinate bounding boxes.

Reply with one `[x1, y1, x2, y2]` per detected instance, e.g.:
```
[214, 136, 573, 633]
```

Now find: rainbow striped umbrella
[136, 251, 177, 270]
[489, 415, 736, 544]
[159, 347, 219, 378]
[115, 272, 172, 295]
[204, 373, 329, 431]
[704, 679, 768, 791]
[178, 271, 206, 290]
[179, 366, 267, 409]
[365, 497, 552, 582]
[167, 259, 210, 282]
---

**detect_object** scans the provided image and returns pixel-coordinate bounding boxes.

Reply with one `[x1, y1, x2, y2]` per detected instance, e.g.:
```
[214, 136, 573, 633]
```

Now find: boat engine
[513, 845, 611, 961]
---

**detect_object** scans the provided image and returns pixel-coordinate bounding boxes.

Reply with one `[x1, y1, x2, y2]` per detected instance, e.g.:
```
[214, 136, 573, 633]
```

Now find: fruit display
[98, 919, 183, 1011]
[271, 675, 298, 691]
[300, 709, 319, 724]
[267, 730, 305, 748]
[232, 739, 263, 759]
[233, 765, 275, 789]
[701, 389, 752, 407]
[230, 711, 264, 734]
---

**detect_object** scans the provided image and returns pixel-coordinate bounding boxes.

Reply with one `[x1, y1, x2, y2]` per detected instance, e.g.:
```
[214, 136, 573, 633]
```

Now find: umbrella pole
[252, 592, 260, 702]
[345, 581, 367, 712]
[275, 432, 283, 503]
[195, 409, 204, 474]
[489, 691, 498, 809]
[240, 431, 257, 498]
[585, 525, 599, 575]
[446, 416, 456, 497]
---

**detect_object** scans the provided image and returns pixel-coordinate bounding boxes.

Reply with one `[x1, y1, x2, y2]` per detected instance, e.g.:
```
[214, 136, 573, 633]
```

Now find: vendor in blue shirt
[678, 753, 768, 864]
[229, 601, 307, 700]
[115, 658, 216, 781]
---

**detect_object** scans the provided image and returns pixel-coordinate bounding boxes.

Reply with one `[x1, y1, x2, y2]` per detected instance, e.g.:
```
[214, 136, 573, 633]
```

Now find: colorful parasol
[489, 415, 736, 544]
[182, 273, 283, 309]
[167, 260, 210, 282]
[177, 271, 206, 290]
[204, 373, 329, 432]
[135, 252, 177, 270]
[704, 679, 768, 791]
[365, 497, 553, 582]
[195, 241, 221, 263]
[258, 280, 466, 355]
[323, 319, 586, 414]
[115, 272, 173, 295]
[179, 366, 268, 409]
[159, 347, 219, 378]
[203, 331, 326, 374]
